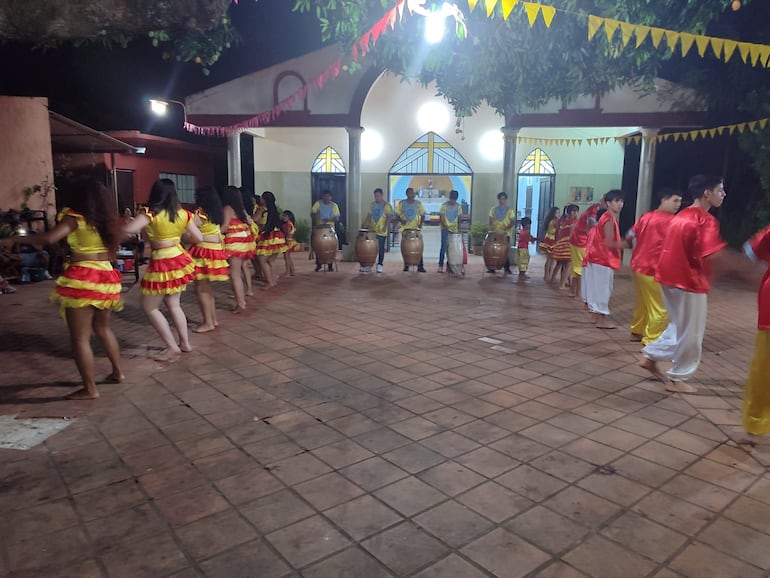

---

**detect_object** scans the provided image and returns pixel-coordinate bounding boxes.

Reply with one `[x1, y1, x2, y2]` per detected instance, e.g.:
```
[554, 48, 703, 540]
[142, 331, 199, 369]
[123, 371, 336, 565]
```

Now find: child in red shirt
[516, 217, 534, 280]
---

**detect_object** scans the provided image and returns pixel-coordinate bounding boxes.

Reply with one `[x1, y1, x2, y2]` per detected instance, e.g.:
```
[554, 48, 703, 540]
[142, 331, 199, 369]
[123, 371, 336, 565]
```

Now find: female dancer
[189, 186, 230, 333]
[125, 179, 202, 361]
[539, 206, 560, 282]
[221, 186, 255, 311]
[550, 204, 579, 288]
[240, 187, 258, 295]
[3, 178, 124, 399]
[281, 210, 297, 277]
[254, 191, 287, 289]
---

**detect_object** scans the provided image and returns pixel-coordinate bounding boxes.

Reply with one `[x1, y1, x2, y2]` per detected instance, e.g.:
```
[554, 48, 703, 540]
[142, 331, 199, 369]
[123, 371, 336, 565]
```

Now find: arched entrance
[517, 148, 555, 238]
[311, 146, 347, 239]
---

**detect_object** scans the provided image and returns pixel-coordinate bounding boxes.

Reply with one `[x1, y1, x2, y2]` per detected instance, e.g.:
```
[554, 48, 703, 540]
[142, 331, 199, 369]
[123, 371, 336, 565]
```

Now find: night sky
[0, 0, 324, 139]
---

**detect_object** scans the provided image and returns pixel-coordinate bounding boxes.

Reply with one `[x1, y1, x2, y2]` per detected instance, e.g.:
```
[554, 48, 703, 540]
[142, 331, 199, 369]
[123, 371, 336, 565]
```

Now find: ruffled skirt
[224, 223, 256, 259]
[284, 238, 298, 253]
[141, 245, 195, 295]
[552, 237, 572, 262]
[255, 230, 287, 257]
[52, 261, 123, 315]
[189, 241, 230, 282]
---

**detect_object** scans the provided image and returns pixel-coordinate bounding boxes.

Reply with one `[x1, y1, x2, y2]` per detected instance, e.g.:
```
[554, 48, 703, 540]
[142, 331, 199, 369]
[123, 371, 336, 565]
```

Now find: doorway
[115, 169, 135, 214]
[516, 175, 555, 238]
[311, 173, 347, 248]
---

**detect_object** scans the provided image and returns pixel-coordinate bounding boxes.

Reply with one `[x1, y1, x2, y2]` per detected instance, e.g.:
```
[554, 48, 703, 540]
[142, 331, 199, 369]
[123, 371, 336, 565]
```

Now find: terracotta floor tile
[506, 505, 590, 554]
[520, 422, 580, 448]
[310, 438, 375, 469]
[585, 425, 647, 451]
[535, 561, 590, 578]
[600, 511, 688, 562]
[174, 432, 235, 461]
[98, 531, 188, 578]
[461, 528, 550, 578]
[699, 517, 770, 568]
[198, 539, 291, 578]
[423, 406, 476, 428]
[266, 514, 350, 569]
[529, 451, 594, 483]
[561, 437, 624, 465]
[723, 495, 770, 534]
[457, 481, 534, 523]
[325, 494, 403, 541]
[612, 454, 678, 488]
[362, 521, 449, 576]
[266, 452, 332, 486]
[339, 456, 409, 490]
[293, 472, 365, 511]
[326, 412, 382, 436]
[388, 415, 447, 440]
[414, 500, 495, 547]
[6, 526, 92, 573]
[656, 429, 720, 456]
[613, 415, 670, 438]
[484, 409, 539, 432]
[563, 534, 657, 578]
[456, 446, 519, 478]
[632, 440, 700, 471]
[660, 474, 738, 512]
[301, 546, 393, 578]
[153, 483, 230, 526]
[412, 554, 489, 578]
[4, 498, 80, 544]
[543, 486, 621, 530]
[374, 476, 447, 517]
[669, 542, 765, 578]
[490, 434, 551, 462]
[684, 458, 759, 492]
[420, 430, 480, 458]
[84, 502, 167, 553]
[353, 427, 412, 454]
[174, 508, 257, 560]
[632, 491, 713, 535]
[419, 460, 486, 496]
[577, 472, 651, 506]
[453, 419, 511, 444]
[496, 464, 569, 502]
[239, 489, 314, 534]
[192, 448, 257, 481]
[213, 466, 283, 505]
[382, 442, 446, 474]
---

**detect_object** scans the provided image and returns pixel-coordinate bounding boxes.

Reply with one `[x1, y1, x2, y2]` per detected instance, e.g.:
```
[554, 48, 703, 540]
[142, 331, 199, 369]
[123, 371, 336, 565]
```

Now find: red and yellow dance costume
[52, 208, 123, 315]
[282, 221, 298, 253]
[743, 224, 770, 436]
[538, 216, 558, 254]
[141, 208, 196, 295]
[189, 209, 230, 281]
[254, 211, 287, 257]
[552, 216, 575, 262]
[224, 217, 256, 259]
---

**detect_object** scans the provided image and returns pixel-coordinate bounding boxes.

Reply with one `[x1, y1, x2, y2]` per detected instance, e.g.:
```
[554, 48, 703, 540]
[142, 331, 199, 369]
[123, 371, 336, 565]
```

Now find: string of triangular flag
[516, 118, 769, 147]
[468, 0, 770, 69]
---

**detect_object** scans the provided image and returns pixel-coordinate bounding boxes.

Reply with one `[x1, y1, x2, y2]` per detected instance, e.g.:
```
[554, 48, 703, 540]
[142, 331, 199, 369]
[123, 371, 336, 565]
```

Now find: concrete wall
[0, 96, 55, 227]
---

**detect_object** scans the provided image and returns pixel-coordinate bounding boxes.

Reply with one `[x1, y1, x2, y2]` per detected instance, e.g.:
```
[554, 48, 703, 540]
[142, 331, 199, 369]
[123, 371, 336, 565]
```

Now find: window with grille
[159, 173, 196, 204]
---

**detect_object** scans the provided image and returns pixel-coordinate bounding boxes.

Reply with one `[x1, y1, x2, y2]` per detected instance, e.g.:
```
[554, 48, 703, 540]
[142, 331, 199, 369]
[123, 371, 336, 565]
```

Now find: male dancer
[488, 192, 515, 275]
[438, 189, 463, 272]
[396, 187, 426, 272]
[569, 198, 605, 300]
[363, 188, 393, 273]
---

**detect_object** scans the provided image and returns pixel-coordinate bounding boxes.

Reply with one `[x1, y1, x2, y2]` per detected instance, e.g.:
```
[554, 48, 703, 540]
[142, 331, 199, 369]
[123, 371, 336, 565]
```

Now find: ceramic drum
[400, 229, 423, 266]
[311, 224, 338, 265]
[447, 232, 464, 268]
[355, 229, 378, 267]
[483, 231, 509, 270]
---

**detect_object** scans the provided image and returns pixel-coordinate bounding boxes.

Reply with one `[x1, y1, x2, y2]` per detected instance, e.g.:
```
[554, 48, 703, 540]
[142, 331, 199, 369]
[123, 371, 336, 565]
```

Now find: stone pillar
[343, 126, 363, 261]
[501, 127, 520, 218]
[227, 132, 242, 187]
[635, 128, 660, 221]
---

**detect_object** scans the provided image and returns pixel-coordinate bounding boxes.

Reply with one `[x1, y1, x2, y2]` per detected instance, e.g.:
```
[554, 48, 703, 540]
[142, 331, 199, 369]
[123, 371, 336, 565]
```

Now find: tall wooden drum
[312, 224, 338, 265]
[355, 229, 378, 267]
[483, 231, 509, 270]
[400, 229, 423, 266]
[447, 232, 464, 271]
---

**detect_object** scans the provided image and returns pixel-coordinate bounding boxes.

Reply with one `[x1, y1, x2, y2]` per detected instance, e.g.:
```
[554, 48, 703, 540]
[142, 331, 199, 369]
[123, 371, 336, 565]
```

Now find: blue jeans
[438, 229, 448, 266]
[377, 235, 386, 265]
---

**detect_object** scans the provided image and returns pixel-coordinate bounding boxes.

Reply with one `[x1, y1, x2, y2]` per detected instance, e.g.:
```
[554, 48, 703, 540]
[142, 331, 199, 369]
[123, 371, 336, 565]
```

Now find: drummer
[488, 192, 515, 275]
[438, 190, 463, 273]
[363, 187, 393, 274]
[311, 190, 340, 273]
[396, 187, 427, 272]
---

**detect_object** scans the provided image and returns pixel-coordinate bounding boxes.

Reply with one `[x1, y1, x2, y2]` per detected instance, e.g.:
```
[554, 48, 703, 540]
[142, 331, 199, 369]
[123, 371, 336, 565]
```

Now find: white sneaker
[376, 264, 383, 273]
[359, 267, 364, 273]
[362, 266, 370, 273]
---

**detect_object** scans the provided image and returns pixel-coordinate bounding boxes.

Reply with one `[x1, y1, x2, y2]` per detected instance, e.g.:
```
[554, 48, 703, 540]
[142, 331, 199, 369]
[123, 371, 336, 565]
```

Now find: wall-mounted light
[417, 102, 450, 133]
[149, 98, 187, 122]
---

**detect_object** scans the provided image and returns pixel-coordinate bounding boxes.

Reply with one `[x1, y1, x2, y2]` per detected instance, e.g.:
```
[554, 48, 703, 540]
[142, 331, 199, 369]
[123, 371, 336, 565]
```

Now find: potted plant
[294, 218, 310, 251]
[469, 222, 488, 254]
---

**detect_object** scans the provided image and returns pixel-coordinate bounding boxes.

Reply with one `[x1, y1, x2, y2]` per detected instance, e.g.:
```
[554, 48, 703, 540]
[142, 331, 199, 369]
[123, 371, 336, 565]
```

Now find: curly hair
[60, 177, 119, 252]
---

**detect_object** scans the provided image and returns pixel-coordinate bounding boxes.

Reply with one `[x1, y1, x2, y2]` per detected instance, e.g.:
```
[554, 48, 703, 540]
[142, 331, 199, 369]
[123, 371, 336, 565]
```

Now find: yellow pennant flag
[708, 129, 717, 138]
[710, 38, 724, 59]
[716, 127, 725, 136]
[723, 40, 738, 62]
[738, 42, 751, 63]
[632, 136, 641, 145]
[749, 121, 758, 131]
[738, 123, 747, 133]
[468, 0, 479, 11]
[501, 0, 518, 20]
[485, 0, 498, 17]
[695, 36, 711, 57]
[679, 32, 695, 57]
[635, 25, 650, 48]
[698, 130, 707, 139]
[649, 27, 665, 49]
[673, 133, 681, 142]
[728, 125, 737, 135]
[619, 22, 634, 46]
[664, 30, 680, 51]
[540, 5, 555, 27]
[523, 2, 540, 27]
[588, 15, 602, 41]
[604, 18, 619, 43]
[754, 46, 770, 67]
[760, 119, 768, 129]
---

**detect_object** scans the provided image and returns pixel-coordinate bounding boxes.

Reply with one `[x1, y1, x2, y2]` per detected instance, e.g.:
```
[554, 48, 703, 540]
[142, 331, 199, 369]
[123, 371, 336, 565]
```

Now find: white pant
[583, 263, 614, 315]
[643, 286, 707, 381]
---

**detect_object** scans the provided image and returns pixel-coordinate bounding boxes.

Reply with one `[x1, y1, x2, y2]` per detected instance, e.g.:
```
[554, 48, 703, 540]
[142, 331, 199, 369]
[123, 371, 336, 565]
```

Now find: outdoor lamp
[149, 98, 187, 121]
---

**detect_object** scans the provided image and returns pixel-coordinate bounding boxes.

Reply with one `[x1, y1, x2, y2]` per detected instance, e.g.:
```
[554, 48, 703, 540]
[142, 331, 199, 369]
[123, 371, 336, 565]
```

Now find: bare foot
[245, 290, 254, 297]
[232, 303, 246, 314]
[103, 373, 125, 384]
[665, 380, 697, 394]
[630, 333, 643, 342]
[180, 344, 193, 353]
[735, 432, 760, 447]
[640, 358, 667, 383]
[66, 388, 99, 400]
[153, 349, 181, 362]
[193, 325, 216, 333]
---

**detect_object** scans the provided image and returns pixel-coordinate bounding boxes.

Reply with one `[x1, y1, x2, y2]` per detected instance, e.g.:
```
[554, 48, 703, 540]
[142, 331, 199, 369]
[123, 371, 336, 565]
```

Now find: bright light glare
[479, 130, 504, 161]
[424, 12, 446, 44]
[361, 129, 384, 161]
[417, 102, 450, 133]
[149, 99, 169, 116]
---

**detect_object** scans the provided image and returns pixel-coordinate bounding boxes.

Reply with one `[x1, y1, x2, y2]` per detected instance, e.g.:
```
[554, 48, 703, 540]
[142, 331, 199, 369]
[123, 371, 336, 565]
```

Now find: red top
[630, 210, 676, 277]
[569, 203, 600, 247]
[746, 224, 770, 330]
[584, 211, 621, 269]
[556, 216, 576, 240]
[655, 206, 727, 293]
[518, 229, 532, 249]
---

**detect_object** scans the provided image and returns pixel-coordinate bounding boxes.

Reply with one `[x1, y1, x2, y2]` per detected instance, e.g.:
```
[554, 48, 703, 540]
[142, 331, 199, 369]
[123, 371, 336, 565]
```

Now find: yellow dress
[52, 208, 123, 314]
[189, 209, 229, 282]
[224, 217, 256, 259]
[141, 208, 195, 295]
[255, 211, 287, 256]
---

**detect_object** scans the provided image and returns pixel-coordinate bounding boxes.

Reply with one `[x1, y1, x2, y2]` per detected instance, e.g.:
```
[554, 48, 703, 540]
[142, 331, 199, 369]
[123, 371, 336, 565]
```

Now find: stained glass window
[518, 148, 555, 175]
[311, 146, 346, 173]
[390, 132, 472, 175]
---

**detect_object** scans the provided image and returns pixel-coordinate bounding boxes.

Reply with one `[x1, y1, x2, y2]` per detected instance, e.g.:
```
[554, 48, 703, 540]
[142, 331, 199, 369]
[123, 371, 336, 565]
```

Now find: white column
[635, 127, 659, 221]
[344, 126, 363, 261]
[227, 133, 242, 187]
[501, 127, 520, 217]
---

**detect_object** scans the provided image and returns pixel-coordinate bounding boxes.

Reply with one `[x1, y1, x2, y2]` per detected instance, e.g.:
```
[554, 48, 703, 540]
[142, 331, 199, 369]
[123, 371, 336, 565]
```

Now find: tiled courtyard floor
[1, 250, 768, 577]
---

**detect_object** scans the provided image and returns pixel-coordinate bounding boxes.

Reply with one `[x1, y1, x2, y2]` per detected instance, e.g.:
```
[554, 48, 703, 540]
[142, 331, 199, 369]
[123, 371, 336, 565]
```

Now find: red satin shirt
[584, 211, 621, 270]
[655, 207, 726, 294]
[569, 203, 600, 248]
[746, 224, 770, 330]
[630, 210, 676, 277]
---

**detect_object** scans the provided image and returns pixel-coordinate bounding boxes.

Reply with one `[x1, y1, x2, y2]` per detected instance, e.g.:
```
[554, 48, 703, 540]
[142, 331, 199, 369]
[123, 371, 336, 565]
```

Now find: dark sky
[0, 0, 324, 139]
